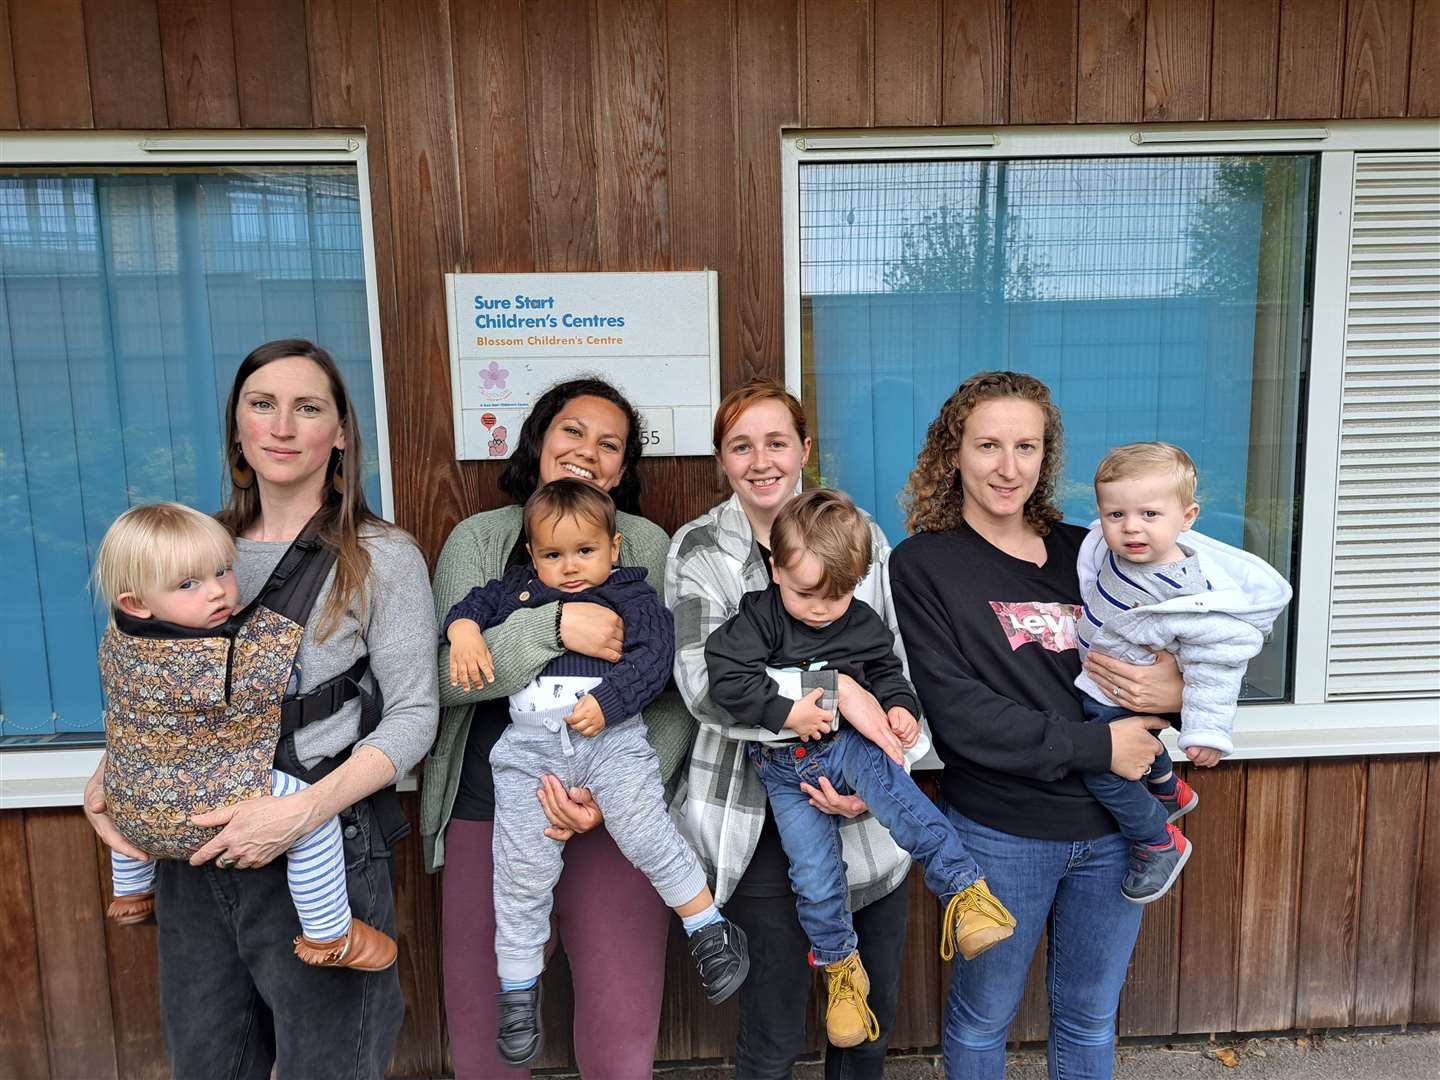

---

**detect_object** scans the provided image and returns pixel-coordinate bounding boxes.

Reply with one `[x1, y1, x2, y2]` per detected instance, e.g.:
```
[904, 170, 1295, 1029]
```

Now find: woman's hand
[537, 774, 603, 841]
[560, 602, 624, 663]
[83, 754, 151, 862]
[1084, 649, 1183, 715]
[1109, 715, 1169, 780]
[836, 674, 904, 765]
[188, 790, 321, 869]
[800, 776, 867, 819]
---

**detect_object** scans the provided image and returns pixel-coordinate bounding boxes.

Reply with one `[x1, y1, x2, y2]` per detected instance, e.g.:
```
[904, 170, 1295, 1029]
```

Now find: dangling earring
[331, 449, 346, 496]
[230, 449, 254, 491]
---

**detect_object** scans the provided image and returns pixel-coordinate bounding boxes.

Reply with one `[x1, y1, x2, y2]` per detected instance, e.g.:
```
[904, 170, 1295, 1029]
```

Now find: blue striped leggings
[111, 769, 352, 942]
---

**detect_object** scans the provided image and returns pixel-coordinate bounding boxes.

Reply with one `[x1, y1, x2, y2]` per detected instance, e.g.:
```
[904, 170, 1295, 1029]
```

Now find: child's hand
[886, 706, 919, 749]
[566, 694, 606, 737]
[447, 620, 495, 691]
[1185, 745, 1222, 767]
[784, 687, 833, 741]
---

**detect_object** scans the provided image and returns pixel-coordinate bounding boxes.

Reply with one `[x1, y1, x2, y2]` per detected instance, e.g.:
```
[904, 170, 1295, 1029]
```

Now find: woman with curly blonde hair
[890, 371, 1182, 1080]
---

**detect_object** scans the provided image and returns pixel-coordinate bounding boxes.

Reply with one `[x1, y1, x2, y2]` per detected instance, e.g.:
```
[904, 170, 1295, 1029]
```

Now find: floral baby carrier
[101, 520, 351, 860]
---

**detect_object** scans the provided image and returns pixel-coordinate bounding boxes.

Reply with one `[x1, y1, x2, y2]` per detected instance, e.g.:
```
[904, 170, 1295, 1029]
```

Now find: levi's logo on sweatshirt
[988, 601, 1081, 653]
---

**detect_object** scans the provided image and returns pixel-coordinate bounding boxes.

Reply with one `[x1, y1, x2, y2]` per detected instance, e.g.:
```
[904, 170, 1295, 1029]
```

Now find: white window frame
[781, 119, 1440, 763]
[0, 131, 397, 807]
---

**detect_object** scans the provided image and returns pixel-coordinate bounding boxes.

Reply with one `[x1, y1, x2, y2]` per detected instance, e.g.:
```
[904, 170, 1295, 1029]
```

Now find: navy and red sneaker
[1151, 774, 1199, 823]
[1121, 822, 1192, 905]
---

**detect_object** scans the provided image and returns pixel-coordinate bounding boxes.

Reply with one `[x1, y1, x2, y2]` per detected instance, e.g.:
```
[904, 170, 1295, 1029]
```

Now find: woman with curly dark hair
[420, 377, 696, 1078]
[890, 371, 1183, 1080]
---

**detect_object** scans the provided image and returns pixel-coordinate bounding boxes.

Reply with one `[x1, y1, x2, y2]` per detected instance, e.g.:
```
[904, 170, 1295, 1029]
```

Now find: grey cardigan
[419, 503, 695, 872]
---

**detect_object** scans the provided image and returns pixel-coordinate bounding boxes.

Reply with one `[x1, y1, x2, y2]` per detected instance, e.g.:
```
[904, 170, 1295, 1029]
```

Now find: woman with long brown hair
[890, 370, 1182, 1080]
[84, 339, 438, 1079]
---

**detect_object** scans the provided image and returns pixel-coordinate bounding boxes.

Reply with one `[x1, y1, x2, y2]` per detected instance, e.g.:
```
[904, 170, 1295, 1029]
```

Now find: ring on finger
[217, 855, 237, 869]
[1113, 683, 1123, 697]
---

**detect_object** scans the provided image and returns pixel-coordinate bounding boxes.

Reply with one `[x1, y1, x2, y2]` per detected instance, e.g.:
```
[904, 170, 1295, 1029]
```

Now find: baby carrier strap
[260, 515, 410, 852]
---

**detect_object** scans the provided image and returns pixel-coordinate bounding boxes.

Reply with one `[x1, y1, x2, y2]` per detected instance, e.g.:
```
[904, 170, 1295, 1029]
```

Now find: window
[0, 136, 387, 753]
[783, 123, 1439, 758]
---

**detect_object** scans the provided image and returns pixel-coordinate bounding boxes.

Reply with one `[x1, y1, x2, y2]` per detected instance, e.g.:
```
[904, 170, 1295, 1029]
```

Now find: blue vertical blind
[800, 155, 1314, 700]
[0, 166, 379, 741]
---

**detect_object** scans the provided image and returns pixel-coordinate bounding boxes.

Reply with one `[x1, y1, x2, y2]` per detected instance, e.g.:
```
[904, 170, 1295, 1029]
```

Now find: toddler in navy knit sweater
[443, 479, 747, 1067]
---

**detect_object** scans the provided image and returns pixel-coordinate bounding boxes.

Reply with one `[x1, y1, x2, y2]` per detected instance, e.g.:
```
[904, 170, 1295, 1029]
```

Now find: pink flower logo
[481, 361, 509, 391]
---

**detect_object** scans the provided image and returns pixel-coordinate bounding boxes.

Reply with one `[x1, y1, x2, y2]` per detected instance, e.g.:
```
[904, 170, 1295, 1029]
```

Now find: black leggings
[723, 821, 910, 1080]
[154, 801, 403, 1080]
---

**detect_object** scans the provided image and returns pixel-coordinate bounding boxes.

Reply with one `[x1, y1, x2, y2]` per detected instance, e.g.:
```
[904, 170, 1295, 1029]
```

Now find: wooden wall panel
[803, 0, 871, 127]
[1118, 885, 1180, 1036]
[9, 0, 92, 128]
[1412, 756, 1440, 1023]
[1143, 0, 1212, 121]
[666, 0, 740, 366]
[1009, 0, 1076, 124]
[374, 0, 468, 558]
[232, 0, 312, 127]
[453, 0, 535, 275]
[524, 0, 600, 275]
[1234, 762, 1304, 1032]
[1210, 0, 1279, 120]
[1343, 0, 1414, 117]
[389, 798, 444, 1078]
[93, 839, 166, 1080]
[874, 0, 941, 126]
[1353, 756, 1426, 1024]
[1409, 0, 1439, 115]
[0, 813, 48, 1080]
[594, 0, 671, 270]
[82, 0, 168, 128]
[941, 0, 1007, 124]
[157, 0, 241, 128]
[306, 0, 376, 127]
[1276, 0, 1346, 118]
[891, 868, 941, 1049]
[0, 0, 17, 128]
[27, 810, 117, 1080]
[1077, 0, 1144, 123]
[1177, 763, 1244, 1033]
[734, 0, 799, 382]
[1293, 759, 1365, 1028]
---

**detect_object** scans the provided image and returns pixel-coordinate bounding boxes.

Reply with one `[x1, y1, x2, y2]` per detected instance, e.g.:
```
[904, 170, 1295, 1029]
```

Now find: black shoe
[496, 983, 543, 1066]
[688, 917, 750, 1004]
[1122, 823, 1192, 904]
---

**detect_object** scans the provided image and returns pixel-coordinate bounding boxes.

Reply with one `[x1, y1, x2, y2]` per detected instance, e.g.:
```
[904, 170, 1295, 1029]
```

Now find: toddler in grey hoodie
[1073, 442, 1292, 904]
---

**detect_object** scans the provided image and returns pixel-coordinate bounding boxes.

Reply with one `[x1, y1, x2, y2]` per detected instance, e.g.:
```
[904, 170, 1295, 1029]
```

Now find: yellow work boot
[940, 879, 1017, 962]
[823, 951, 879, 1048]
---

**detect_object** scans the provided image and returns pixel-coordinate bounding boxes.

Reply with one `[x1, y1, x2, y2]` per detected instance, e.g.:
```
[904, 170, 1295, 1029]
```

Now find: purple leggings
[441, 817, 670, 1079]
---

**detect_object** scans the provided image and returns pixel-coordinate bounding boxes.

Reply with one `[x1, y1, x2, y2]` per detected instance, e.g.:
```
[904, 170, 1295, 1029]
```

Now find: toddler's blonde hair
[1094, 442, 1199, 506]
[95, 503, 236, 608]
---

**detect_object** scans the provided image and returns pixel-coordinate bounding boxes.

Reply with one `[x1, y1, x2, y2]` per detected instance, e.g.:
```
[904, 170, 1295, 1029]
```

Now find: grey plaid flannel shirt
[665, 494, 914, 908]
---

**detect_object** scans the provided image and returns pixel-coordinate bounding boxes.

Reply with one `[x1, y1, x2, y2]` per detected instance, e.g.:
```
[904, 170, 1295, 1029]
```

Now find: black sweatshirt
[889, 520, 1117, 840]
[705, 585, 919, 734]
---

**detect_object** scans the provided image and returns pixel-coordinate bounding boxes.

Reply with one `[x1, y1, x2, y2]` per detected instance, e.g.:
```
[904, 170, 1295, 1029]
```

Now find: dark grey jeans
[153, 801, 404, 1080]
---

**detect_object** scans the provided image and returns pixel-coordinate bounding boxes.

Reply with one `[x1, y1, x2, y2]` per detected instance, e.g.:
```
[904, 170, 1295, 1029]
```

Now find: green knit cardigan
[420, 503, 695, 872]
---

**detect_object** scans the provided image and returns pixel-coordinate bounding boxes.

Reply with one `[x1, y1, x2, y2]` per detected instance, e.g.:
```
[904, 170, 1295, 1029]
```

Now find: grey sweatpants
[490, 705, 708, 982]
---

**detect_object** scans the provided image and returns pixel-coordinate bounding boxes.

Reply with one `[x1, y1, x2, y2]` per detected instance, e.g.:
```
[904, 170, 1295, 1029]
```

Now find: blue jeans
[1080, 697, 1171, 845]
[940, 805, 1143, 1080]
[749, 730, 981, 964]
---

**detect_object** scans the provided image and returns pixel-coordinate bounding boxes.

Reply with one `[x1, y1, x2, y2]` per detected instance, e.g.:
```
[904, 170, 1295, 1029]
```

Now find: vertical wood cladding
[0, 0, 1436, 1074]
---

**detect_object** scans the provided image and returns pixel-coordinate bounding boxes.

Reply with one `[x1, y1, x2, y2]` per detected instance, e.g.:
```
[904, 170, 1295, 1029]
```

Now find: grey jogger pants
[489, 711, 707, 982]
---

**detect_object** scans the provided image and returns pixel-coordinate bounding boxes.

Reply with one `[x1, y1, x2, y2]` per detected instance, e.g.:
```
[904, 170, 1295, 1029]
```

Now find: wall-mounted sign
[445, 271, 720, 460]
